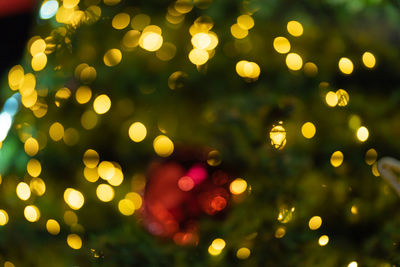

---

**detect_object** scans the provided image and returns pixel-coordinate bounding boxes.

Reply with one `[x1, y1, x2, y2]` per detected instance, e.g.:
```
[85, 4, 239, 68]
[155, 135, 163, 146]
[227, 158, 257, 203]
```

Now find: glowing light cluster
[236, 60, 261, 81]
[270, 123, 287, 150]
[188, 17, 218, 65]
[208, 238, 226, 256]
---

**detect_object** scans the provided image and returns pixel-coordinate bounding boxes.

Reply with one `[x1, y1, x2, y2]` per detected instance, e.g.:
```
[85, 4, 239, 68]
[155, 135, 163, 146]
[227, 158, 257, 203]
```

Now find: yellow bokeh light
[277, 207, 295, 223]
[108, 167, 124, 186]
[338, 57, 354, 75]
[19, 73, 36, 96]
[351, 205, 358, 215]
[93, 94, 111, 114]
[140, 32, 163, 52]
[237, 15, 254, 30]
[27, 158, 42, 177]
[236, 60, 260, 80]
[30, 38, 46, 56]
[112, 12, 130, 30]
[365, 148, 377, 165]
[24, 205, 40, 222]
[287, 20, 303, 37]
[153, 135, 174, 157]
[96, 184, 115, 202]
[31, 53, 47, 71]
[230, 178, 247, 195]
[125, 192, 142, 209]
[191, 33, 211, 49]
[118, 199, 135, 216]
[8, 65, 24, 90]
[67, 234, 82, 249]
[372, 163, 380, 177]
[356, 126, 369, 142]
[49, 122, 65, 141]
[46, 219, 60, 235]
[75, 86, 92, 104]
[81, 110, 98, 130]
[275, 227, 286, 238]
[0, 209, 9, 226]
[318, 235, 329, 246]
[64, 188, 85, 210]
[207, 150, 221, 166]
[104, 0, 120, 5]
[30, 177, 46, 196]
[103, 49, 122, 67]
[211, 238, 226, 250]
[208, 245, 222, 256]
[325, 91, 338, 107]
[236, 247, 251, 259]
[273, 37, 291, 54]
[98, 161, 115, 180]
[63, 128, 79, 146]
[362, 52, 376, 69]
[308, 216, 322, 230]
[336, 89, 349, 107]
[230, 23, 248, 39]
[84, 167, 99, 182]
[301, 122, 316, 139]
[63, 0, 79, 8]
[270, 124, 287, 149]
[64, 210, 78, 226]
[131, 13, 151, 30]
[303, 62, 318, 76]
[24, 137, 39, 156]
[286, 53, 303, 71]
[122, 30, 141, 49]
[188, 48, 209, 65]
[4, 262, 15, 267]
[16, 182, 31, 201]
[128, 122, 147, 142]
[330, 151, 344, 167]
[83, 149, 99, 168]
[156, 42, 177, 61]
[348, 261, 358, 267]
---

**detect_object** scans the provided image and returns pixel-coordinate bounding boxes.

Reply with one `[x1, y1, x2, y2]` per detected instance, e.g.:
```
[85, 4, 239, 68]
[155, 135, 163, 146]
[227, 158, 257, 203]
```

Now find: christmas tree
[0, 0, 400, 266]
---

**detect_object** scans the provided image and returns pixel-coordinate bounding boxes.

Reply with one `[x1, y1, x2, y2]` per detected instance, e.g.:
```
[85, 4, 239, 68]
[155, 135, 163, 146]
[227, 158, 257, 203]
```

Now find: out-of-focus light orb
[63, 0, 79, 8]
[191, 33, 211, 49]
[103, 49, 122, 67]
[40, 0, 59, 20]
[188, 48, 209, 65]
[64, 188, 85, 210]
[98, 161, 115, 180]
[8, 65, 24, 90]
[277, 207, 294, 223]
[0, 112, 12, 142]
[348, 114, 361, 130]
[30, 177, 46, 196]
[348, 261, 358, 267]
[372, 163, 380, 177]
[118, 199, 135, 216]
[235, 60, 261, 80]
[236, 247, 251, 259]
[211, 238, 226, 250]
[140, 32, 163, 52]
[286, 53, 303, 71]
[207, 150, 222, 166]
[336, 89, 349, 107]
[230, 23, 248, 39]
[153, 135, 174, 157]
[338, 57, 354, 75]
[301, 122, 316, 139]
[365, 148, 377, 165]
[330, 151, 344, 167]
[93, 94, 111, 114]
[24, 205, 40, 222]
[27, 158, 42, 177]
[24, 137, 39, 156]
[308, 216, 322, 230]
[112, 13, 130, 30]
[287, 20, 303, 37]
[0, 210, 9, 226]
[46, 219, 60, 235]
[237, 15, 254, 30]
[83, 149, 99, 168]
[16, 182, 31, 201]
[31, 53, 47, 71]
[178, 176, 195, 191]
[125, 192, 142, 209]
[362, 52, 376, 69]
[275, 226, 286, 238]
[230, 178, 247, 195]
[325, 91, 338, 107]
[270, 123, 287, 149]
[273, 36, 291, 54]
[128, 122, 147, 142]
[49, 122, 65, 141]
[75, 86, 92, 104]
[318, 235, 329, 246]
[131, 13, 151, 30]
[104, 0, 120, 5]
[84, 167, 99, 182]
[356, 126, 369, 142]
[108, 167, 124, 186]
[67, 234, 82, 249]
[303, 62, 318, 76]
[208, 245, 222, 256]
[96, 184, 115, 202]
[351, 205, 358, 214]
